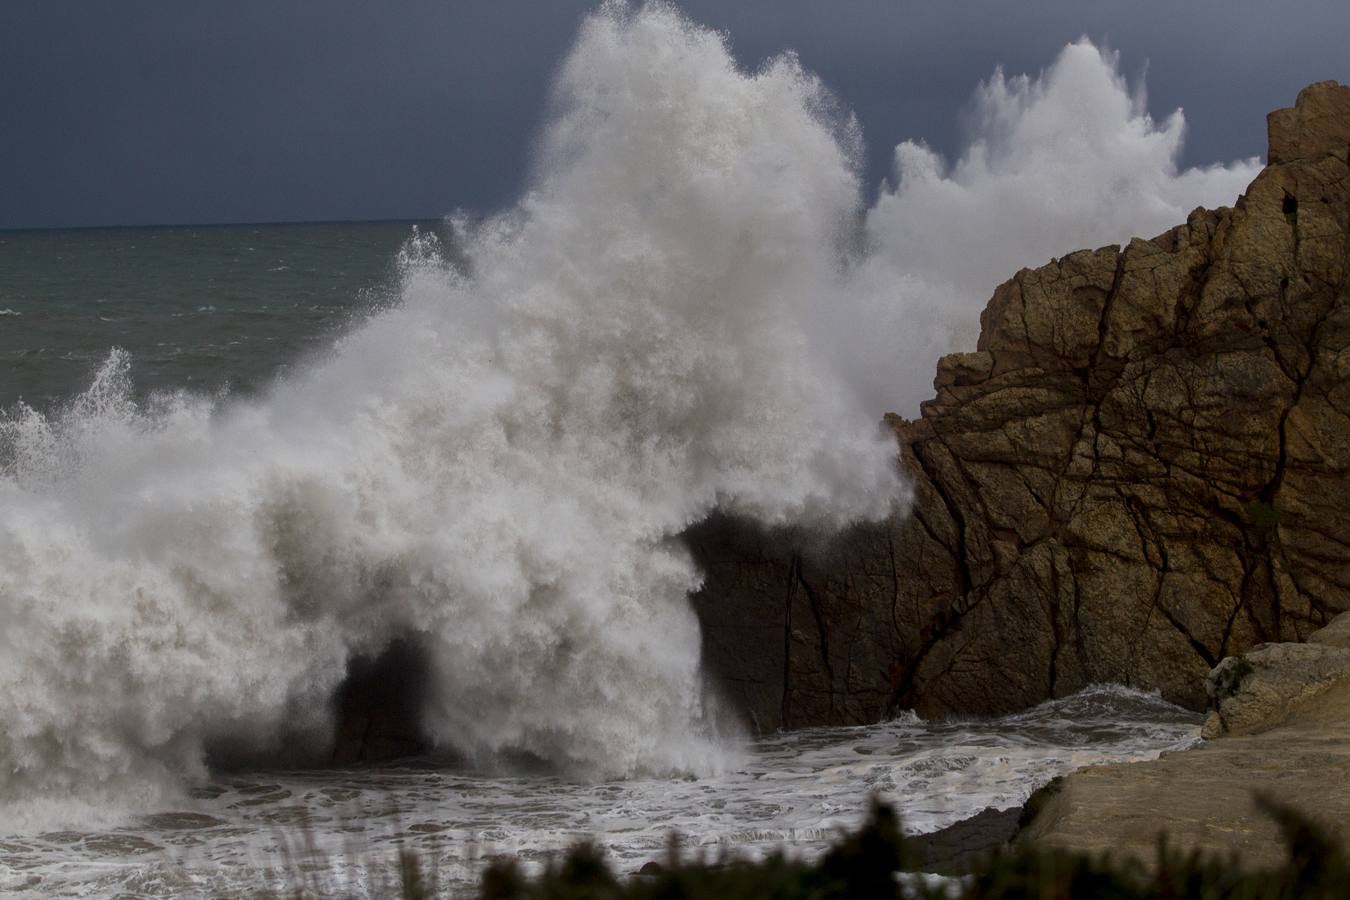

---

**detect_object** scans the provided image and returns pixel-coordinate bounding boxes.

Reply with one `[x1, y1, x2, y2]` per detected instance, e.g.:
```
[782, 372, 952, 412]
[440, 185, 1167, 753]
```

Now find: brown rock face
[1015, 708, 1350, 870]
[690, 81, 1350, 728]
[1202, 612, 1350, 739]
[1020, 613, 1350, 869]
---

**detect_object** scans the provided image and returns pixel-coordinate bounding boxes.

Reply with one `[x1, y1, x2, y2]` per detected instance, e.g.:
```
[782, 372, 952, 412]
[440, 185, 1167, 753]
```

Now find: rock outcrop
[1018, 612, 1350, 868]
[1203, 612, 1350, 739]
[691, 81, 1350, 727]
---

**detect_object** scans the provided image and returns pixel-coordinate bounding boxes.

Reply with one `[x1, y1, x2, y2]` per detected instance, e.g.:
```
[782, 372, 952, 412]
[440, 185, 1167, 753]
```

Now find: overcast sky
[2, 0, 1347, 230]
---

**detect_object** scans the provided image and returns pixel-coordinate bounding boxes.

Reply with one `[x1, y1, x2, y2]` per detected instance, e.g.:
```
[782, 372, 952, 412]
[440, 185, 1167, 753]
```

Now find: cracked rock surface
[689, 81, 1350, 728]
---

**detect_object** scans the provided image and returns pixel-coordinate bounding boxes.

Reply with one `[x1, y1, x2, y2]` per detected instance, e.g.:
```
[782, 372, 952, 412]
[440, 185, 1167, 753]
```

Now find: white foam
[837, 39, 1260, 414]
[0, 3, 903, 830]
[0, 3, 1258, 833]
[0, 685, 1201, 896]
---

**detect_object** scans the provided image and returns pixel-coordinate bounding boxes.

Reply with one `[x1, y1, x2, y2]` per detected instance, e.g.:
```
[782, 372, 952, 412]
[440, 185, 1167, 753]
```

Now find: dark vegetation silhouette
[278, 796, 1347, 899]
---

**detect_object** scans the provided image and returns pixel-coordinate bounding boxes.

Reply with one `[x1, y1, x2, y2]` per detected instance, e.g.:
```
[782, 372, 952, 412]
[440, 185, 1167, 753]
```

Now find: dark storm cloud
[2, 0, 1347, 229]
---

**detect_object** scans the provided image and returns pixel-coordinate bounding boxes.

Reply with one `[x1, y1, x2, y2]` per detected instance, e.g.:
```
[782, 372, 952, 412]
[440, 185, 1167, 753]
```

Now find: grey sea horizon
[0, 220, 442, 413]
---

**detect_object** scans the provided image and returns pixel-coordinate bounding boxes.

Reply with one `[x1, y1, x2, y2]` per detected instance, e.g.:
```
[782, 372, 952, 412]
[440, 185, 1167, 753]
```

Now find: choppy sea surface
[1, 225, 1202, 895]
[0, 222, 434, 412]
[0, 685, 1199, 897]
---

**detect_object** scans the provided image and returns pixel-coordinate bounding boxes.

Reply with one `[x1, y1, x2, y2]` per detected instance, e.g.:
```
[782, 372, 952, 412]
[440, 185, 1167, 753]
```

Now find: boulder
[902, 806, 1022, 876]
[1202, 613, 1350, 739]
[1015, 724, 1350, 870]
[1020, 616, 1350, 868]
[690, 82, 1350, 727]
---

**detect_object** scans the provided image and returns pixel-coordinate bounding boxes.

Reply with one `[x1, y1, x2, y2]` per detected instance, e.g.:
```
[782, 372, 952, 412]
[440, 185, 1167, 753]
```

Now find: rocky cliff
[690, 81, 1350, 728]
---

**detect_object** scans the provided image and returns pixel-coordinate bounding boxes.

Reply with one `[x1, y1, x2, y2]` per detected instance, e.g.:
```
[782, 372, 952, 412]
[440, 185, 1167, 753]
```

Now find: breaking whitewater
[1, 3, 1259, 894]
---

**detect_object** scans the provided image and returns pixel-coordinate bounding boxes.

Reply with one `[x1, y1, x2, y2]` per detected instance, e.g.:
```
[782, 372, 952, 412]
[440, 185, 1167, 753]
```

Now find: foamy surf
[0, 685, 1200, 896]
[0, 0, 1256, 839]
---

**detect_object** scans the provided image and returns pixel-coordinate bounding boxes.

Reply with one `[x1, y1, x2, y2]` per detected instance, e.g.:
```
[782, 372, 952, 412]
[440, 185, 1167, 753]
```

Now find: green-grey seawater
[0, 221, 440, 412]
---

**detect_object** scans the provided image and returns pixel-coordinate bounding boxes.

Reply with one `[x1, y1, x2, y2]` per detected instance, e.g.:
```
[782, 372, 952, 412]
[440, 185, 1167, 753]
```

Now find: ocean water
[0, 686, 1199, 896]
[0, 221, 1206, 896]
[0, 222, 434, 412]
[0, 4, 1263, 896]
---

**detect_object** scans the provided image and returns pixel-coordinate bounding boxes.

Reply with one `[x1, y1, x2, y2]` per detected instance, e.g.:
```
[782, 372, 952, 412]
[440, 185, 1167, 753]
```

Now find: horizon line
[0, 215, 450, 235]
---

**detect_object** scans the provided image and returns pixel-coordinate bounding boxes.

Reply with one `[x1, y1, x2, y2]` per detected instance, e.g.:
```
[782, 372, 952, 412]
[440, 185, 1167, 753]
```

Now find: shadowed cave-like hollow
[328, 637, 435, 765]
[203, 637, 437, 770]
[308, 519, 811, 770]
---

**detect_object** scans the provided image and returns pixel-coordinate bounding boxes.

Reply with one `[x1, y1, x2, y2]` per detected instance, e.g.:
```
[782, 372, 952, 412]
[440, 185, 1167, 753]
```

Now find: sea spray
[0, 685, 1202, 895]
[0, 2, 1262, 831]
[835, 39, 1261, 414]
[0, 3, 904, 829]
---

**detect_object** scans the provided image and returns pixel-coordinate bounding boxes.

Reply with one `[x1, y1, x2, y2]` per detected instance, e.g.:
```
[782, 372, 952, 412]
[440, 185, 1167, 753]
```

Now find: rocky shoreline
[1017, 611, 1350, 868]
[324, 84, 1350, 874]
[692, 79, 1350, 729]
[837, 81, 1350, 874]
[895, 611, 1350, 875]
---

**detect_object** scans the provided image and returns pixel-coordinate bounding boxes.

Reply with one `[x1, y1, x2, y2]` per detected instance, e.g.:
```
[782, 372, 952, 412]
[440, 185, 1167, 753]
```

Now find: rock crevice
[691, 81, 1350, 726]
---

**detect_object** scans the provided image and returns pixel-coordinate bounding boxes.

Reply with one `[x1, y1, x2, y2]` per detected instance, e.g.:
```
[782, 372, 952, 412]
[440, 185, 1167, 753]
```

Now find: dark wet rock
[329, 637, 433, 765]
[902, 806, 1022, 876]
[690, 81, 1350, 727]
[80, 834, 162, 855]
[187, 784, 228, 800]
[139, 812, 226, 831]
